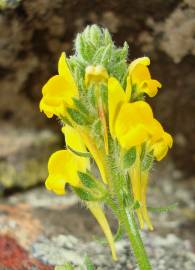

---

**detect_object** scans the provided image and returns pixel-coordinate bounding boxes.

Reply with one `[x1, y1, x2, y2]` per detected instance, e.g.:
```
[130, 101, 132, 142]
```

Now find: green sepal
[67, 108, 89, 125]
[67, 145, 91, 158]
[148, 203, 178, 213]
[93, 46, 107, 64]
[91, 118, 103, 137]
[123, 147, 136, 169]
[75, 34, 88, 62]
[69, 55, 86, 72]
[100, 44, 112, 66]
[73, 187, 100, 201]
[141, 151, 154, 171]
[72, 98, 89, 115]
[90, 24, 102, 47]
[78, 171, 98, 189]
[86, 86, 96, 108]
[120, 41, 129, 60]
[103, 29, 112, 45]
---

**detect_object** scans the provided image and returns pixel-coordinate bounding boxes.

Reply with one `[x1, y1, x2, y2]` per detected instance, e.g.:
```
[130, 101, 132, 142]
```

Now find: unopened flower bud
[85, 65, 109, 85]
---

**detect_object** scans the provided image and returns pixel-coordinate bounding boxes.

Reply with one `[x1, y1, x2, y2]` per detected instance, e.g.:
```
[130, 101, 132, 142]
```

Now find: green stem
[113, 174, 152, 269]
[121, 205, 152, 270]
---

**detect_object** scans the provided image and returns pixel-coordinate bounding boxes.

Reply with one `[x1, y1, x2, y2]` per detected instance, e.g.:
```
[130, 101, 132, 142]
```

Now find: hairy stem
[121, 205, 152, 270]
[111, 171, 152, 269]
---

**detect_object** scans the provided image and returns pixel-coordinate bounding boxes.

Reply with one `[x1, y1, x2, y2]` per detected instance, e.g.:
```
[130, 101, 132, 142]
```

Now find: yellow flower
[45, 149, 88, 195]
[85, 65, 109, 85]
[128, 57, 162, 98]
[108, 76, 164, 149]
[40, 52, 78, 118]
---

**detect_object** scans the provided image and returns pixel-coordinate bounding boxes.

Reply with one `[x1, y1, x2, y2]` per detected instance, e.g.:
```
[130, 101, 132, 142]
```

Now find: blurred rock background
[0, 1, 195, 269]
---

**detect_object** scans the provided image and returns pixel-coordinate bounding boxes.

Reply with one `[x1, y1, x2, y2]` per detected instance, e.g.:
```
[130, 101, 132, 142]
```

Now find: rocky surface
[32, 233, 195, 270]
[0, 161, 195, 269]
[0, 0, 195, 190]
[0, 126, 60, 191]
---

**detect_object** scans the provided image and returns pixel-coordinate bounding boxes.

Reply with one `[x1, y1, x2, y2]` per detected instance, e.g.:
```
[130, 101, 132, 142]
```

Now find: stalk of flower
[85, 65, 109, 154]
[39, 25, 173, 270]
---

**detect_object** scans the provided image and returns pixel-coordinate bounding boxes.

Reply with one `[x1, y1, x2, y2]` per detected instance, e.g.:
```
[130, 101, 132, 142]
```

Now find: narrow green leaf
[90, 25, 102, 47]
[73, 98, 89, 115]
[67, 145, 91, 158]
[120, 41, 129, 60]
[73, 187, 98, 201]
[67, 108, 89, 125]
[123, 147, 136, 169]
[104, 29, 112, 45]
[91, 119, 103, 137]
[140, 142, 146, 161]
[100, 44, 112, 66]
[93, 46, 107, 64]
[78, 171, 97, 189]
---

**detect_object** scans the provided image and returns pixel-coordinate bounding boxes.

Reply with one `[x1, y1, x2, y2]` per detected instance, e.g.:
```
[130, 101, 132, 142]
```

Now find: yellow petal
[119, 125, 149, 149]
[48, 150, 87, 188]
[131, 64, 151, 85]
[125, 75, 132, 101]
[39, 96, 66, 118]
[42, 75, 76, 106]
[87, 202, 117, 260]
[62, 125, 86, 152]
[45, 175, 66, 195]
[62, 125, 90, 170]
[40, 74, 79, 118]
[108, 77, 127, 138]
[128, 57, 150, 74]
[152, 131, 173, 161]
[148, 119, 164, 143]
[164, 132, 173, 148]
[140, 79, 162, 97]
[153, 142, 168, 161]
[58, 52, 78, 95]
[115, 101, 153, 145]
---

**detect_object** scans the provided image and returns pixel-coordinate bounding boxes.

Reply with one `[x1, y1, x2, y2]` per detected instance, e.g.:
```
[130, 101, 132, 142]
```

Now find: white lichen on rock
[145, 1, 195, 63]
